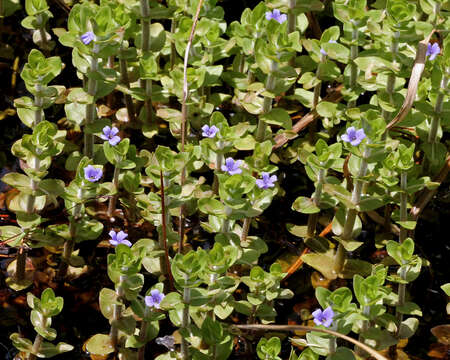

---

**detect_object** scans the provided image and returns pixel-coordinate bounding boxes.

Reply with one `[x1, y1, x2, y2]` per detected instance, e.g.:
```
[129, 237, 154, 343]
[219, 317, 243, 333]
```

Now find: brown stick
[233, 324, 388, 360]
[273, 84, 343, 150]
[385, 31, 434, 130]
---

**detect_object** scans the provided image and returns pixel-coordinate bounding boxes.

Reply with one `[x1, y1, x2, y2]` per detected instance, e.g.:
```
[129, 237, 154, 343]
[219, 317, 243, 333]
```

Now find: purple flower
[312, 306, 334, 328]
[256, 172, 277, 189]
[320, 40, 337, 57]
[201, 125, 219, 138]
[341, 126, 366, 146]
[156, 335, 175, 351]
[426, 43, 440, 61]
[84, 165, 103, 183]
[100, 126, 121, 146]
[145, 289, 165, 309]
[109, 230, 131, 247]
[81, 31, 95, 45]
[265, 9, 287, 24]
[221, 158, 243, 175]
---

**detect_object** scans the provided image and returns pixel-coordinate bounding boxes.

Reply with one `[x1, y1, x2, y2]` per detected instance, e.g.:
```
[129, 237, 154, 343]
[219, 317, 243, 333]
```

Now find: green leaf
[10, 333, 33, 352]
[260, 108, 292, 129]
[38, 341, 74, 357]
[85, 334, 114, 356]
[99, 288, 118, 320]
[396, 221, 416, 230]
[292, 196, 320, 214]
[398, 317, 419, 339]
[441, 283, 450, 296]
[328, 347, 355, 360]
[397, 301, 422, 316]
[316, 101, 337, 118]
[198, 198, 226, 216]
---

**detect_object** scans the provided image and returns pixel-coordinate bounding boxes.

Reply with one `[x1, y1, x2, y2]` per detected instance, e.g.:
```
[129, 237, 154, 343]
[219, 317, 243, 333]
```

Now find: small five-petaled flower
[426, 43, 440, 61]
[256, 172, 277, 189]
[84, 165, 102, 183]
[265, 9, 287, 24]
[341, 126, 366, 146]
[221, 158, 243, 175]
[312, 306, 334, 328]
[201, 125, 219, 138]
[145, 289, 165, 309]
[81, 31, 95, 45]
[109, 230, 131, 247]
[100, 126, 121, 146]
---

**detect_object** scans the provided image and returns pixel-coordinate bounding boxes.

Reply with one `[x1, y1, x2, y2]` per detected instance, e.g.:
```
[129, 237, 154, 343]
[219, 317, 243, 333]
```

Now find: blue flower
[341, 126, 366, 146]
[221, 158, 243, 175]
[265, 9, 287, 24]
[100, 126, 121, 146]
[84, 165, 102, 183]
[109, 230, 131, 247]
[201, 125, 219, 138]
[81, 31, 95, 45]
[426, 43, 440, 61]
[256, 172, 277, 189]
[145, 289, 165, 309]
[312, 306, 334, 328]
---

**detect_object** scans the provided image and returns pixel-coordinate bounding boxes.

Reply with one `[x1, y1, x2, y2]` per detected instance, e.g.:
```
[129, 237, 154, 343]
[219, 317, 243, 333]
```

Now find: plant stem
[356, 305, 371, 357]
[240, 217, 251, 244]
[58, 188, 83, 280]
[212, 143, 223, 195]
[170, 19, 177, 70]
[428, 72, 448, 162]
[381, 32, 399, 121]
[181, 274, 191, 360]
[37, 14, 48, 51]
[256, 61, 278, 142]
[288, 0, 296, 34]
[348, 21, 359, 108]
[28, 333, 43, 360]
[395, 171, 408, 338]
[137, 307, 150, 360]
[178, 0, 204, 254]
[313, 55, 325, 109]
[107, 166, 121, 218]
[110, 275, 126, 349]
[334, 146, 370, 275]
[119, 47, 136, 124]
[140, 0, 153, 125]
[160, 171, 174, 289]
[107, 55, 115, 108]
[307, 169, 325, 238]
[15, 245, 26, 281]
[84, 45, 99, 158]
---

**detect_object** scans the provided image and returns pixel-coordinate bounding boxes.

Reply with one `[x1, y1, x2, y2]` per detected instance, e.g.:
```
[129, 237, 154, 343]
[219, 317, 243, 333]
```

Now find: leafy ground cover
[0, 0, 449, 359]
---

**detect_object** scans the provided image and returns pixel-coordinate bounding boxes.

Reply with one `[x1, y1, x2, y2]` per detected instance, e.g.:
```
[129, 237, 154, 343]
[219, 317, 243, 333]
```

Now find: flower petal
[109, 136, 121, 146]
[355, 129, 366, 140]
[116, 231, 128, 241]
[121, 240, 132, 247]
[341, 134, 350, 143]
